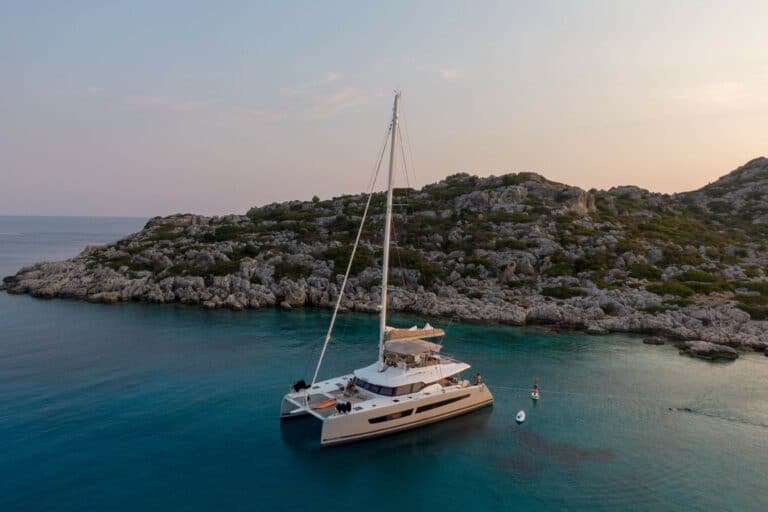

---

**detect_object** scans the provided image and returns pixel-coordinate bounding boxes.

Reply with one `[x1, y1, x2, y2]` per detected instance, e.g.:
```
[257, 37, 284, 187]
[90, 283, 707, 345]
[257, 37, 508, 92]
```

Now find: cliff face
[4, 159, 768, 355]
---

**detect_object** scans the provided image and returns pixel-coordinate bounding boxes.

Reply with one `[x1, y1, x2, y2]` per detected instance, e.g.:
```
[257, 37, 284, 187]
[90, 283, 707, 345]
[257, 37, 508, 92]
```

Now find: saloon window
[355, 378, 426, 396]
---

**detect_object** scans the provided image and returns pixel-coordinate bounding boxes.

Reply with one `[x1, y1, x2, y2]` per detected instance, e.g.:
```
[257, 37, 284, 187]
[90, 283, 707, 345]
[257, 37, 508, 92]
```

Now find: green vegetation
[541, 286, 586, 299]
[392, 248, 442, 286]
[646, 281, 695, 297]
[148, 225, 183, 242]
[322, 245, 373, 276]
[273, 260, 313, 281]
[202, 224, 249, 242]
[672, 270, 732, 294]
[205, 259, 241, 276]
[735, 294, 768, 320]
[485, 210, 530, 223]
[494, 239, 527, 250]
[591, 270, 614, 290]
[627, 263, 662, 280]
[641, 304, 672, 314]
[545, 252, 573, 277]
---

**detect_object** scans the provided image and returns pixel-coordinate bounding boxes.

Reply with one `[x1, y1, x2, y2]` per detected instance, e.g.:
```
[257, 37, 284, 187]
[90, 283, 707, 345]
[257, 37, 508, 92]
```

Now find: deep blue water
[1, 216, 767, 511]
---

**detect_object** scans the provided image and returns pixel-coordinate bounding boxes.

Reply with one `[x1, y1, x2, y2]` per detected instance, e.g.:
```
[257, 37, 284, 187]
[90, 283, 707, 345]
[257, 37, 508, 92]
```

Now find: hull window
[415, 394, 470, 414]
[368, 408, 414, 424]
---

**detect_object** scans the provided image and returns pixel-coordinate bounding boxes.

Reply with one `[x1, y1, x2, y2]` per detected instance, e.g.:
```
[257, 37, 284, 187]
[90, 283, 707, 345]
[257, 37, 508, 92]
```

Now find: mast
[378, 91, 400, 371]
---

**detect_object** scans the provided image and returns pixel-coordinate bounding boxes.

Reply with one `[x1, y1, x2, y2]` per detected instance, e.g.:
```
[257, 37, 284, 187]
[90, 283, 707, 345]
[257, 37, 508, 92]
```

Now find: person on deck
[344, 378, 356, 396]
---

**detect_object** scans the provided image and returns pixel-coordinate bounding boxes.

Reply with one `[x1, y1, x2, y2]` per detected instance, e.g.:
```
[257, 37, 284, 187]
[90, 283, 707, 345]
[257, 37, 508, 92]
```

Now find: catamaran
[279, 91, 494, 447]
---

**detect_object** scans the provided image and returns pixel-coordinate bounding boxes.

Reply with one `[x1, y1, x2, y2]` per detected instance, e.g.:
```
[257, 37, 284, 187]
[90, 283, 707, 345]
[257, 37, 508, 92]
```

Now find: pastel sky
[2, 1, 767, 217]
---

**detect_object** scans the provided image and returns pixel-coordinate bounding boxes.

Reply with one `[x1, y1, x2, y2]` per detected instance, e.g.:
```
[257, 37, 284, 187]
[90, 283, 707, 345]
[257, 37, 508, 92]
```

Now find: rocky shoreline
[6, 158, 768, 361]
[3, 263, 765, 361]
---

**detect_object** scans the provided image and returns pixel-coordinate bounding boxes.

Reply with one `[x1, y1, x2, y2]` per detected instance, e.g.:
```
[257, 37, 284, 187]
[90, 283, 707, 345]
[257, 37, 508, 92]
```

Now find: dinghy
[515, 410, 526, 424]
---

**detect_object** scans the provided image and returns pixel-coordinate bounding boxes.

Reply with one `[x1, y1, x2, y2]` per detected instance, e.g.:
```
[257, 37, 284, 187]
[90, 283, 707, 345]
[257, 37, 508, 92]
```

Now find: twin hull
[281, 384, 493, 446]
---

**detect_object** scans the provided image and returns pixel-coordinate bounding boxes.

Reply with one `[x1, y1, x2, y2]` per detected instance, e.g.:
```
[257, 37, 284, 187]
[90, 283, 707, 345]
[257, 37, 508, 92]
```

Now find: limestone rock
[679, 341, 738, 361]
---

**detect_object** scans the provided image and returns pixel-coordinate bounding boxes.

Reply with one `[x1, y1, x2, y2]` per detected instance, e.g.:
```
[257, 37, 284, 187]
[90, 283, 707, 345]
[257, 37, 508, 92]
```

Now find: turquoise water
[1, 217, 767, 511]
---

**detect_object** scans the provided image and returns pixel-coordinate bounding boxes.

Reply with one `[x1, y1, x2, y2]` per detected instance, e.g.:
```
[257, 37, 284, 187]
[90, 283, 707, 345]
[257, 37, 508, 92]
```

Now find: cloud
[279, 73, 378, 119]
[120, 94, 212, 113]
[302, 86, 374, 119]
[84, 86, 288, 122]
[280, 72, 343, 97]
[439, 68, 463, 81]
[121, 95, 288, 121]
[82, 71, 371, 123]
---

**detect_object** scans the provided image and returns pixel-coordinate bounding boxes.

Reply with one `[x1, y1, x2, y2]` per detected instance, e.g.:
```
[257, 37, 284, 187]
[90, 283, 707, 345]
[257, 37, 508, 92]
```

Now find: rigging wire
[308, 121, 391, 386]
[400, 108, 418, 186]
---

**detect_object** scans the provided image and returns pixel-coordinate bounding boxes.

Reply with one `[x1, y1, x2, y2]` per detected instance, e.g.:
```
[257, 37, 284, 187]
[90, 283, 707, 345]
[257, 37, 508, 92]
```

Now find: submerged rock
[679, 341, 739, 361]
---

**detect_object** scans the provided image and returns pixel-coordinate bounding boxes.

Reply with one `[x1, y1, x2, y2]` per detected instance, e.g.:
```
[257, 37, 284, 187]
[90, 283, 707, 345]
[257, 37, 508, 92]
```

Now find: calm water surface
[1, 216, 767, 511]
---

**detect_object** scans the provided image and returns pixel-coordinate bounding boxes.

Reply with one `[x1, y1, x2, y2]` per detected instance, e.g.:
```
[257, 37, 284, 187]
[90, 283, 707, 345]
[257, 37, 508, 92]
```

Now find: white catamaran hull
[280, 382, 493, 447]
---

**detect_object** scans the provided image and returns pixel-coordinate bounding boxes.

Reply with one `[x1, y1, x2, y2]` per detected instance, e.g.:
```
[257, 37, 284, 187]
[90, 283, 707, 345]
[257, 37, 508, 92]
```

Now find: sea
[0, 215, 766, 511]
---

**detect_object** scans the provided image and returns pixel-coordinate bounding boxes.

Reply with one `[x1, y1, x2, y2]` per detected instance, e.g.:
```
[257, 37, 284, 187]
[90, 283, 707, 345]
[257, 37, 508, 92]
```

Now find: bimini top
[384, 323, 445, 343]
[384, 338, 441, 355]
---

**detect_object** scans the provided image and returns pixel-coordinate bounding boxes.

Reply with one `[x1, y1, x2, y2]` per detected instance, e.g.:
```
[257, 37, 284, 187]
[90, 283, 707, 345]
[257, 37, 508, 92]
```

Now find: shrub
[707, 200, 731, 213]
[573, 254, 609, 273]
[661, 250, 704, 267]
[745, 281, 768, 295]
[202, 224, 246, 242]
[495, 239, 527, 250]
[672, 270, 732, 294]
[627, 263, 662, 280]
[393, 248, 442, 286]
[486, 211, 530, 223]
[541, 286, 586, 299]
[148, 225, 183, 242]
[105, 256, 156, 272]
[734, 294, 768, 306]
[591, 271, 614, 290]
[273, 260, 313, 281]
[677, 270, 718, 282]
[545, 262, 572, 277]
[736, 302, 768, 320]
[206, 259, 241, 276]
[646, 281, 695, 297]
[323, 245, 373, 276]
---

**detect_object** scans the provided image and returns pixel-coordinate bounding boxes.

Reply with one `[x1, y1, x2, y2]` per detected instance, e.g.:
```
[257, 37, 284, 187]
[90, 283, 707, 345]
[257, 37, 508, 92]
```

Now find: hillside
[5, 158, 768, 358]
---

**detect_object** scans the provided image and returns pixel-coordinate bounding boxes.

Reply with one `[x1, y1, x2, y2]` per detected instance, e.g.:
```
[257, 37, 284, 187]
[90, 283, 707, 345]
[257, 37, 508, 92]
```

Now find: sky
[1, 1, 767, 217]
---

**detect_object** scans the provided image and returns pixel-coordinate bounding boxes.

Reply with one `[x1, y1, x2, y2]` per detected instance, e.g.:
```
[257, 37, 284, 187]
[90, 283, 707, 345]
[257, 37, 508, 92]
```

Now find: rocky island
[6, 158, 768, 361]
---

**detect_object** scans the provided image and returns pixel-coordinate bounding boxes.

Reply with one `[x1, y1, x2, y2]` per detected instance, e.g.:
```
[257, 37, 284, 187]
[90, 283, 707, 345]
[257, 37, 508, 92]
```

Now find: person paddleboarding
[531, 378, 540, 400]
